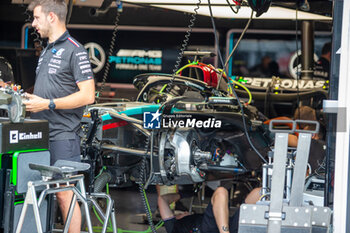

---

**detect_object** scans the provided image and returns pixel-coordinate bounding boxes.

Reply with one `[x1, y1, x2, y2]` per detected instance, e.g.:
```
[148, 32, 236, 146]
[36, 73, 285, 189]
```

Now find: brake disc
[8, 92, 25, 123]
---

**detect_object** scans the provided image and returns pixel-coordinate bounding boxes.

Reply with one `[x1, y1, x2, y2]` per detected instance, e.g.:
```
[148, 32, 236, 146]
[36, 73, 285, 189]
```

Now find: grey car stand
[15, 160, 117, 233]
[238, 120, 331, 233]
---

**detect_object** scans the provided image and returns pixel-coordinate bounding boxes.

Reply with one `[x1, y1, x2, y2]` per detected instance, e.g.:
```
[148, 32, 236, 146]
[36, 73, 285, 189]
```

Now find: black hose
[99, 8, 121, 101]
[166, 0, 201, 93]
[207, 1, 266, 163]
[94, 171, 112, 193]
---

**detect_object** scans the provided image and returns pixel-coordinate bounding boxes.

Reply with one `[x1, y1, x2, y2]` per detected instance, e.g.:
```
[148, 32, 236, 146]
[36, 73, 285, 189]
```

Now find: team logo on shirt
[49, 68, 57, 74]
[54, 48, 65, 58]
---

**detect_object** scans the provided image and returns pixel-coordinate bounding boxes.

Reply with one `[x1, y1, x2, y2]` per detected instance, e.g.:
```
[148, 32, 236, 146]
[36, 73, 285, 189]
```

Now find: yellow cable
[229, 78, 252, 105]
[175, 62, 198, 74]
[165, 64, 252, 107]
[160, 61, 198, 94]
[258, 193, 269, 201]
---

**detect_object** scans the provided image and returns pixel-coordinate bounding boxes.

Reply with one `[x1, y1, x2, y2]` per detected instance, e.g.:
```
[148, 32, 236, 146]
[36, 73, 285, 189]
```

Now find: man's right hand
[23, 93, 50, 113]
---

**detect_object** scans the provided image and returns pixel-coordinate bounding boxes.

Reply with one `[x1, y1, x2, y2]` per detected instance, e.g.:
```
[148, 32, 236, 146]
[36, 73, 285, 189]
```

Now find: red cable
[232, 0, 241, 6]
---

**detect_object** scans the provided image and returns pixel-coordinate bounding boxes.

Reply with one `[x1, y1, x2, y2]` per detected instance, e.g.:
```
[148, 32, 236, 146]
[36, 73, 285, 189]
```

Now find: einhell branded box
[0, 118, 49, 232]
[0, 118, 49, 153]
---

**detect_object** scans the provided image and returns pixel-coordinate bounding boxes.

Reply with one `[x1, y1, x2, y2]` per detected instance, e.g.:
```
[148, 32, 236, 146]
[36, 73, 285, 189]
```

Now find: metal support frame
[301, 21, 314, 80]
[238, 120, 331, 233]
[266, 129, 289, 233]
[290, 120, 319, 206]
[333, 0, 350, 232]
[15, 175, 117, 233]
[289, 132, 312, 206]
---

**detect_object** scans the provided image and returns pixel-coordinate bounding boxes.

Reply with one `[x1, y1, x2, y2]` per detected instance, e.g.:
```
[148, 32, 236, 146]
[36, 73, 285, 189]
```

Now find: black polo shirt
[31, 31, 94, 140]
[313, 57, 330, 80]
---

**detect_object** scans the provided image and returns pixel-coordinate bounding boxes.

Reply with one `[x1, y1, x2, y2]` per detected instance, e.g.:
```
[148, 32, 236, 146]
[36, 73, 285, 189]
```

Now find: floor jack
[238, 120, 332, 233]
[15, 160, 117, 233]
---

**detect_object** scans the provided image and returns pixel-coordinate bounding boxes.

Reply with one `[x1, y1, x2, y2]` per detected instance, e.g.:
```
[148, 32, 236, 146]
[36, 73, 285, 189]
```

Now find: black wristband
[49, 99, 56, 110]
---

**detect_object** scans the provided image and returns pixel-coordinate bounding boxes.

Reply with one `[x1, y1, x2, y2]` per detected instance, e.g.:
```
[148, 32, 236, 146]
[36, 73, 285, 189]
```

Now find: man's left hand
[175, 211, 190, 220]
[23, 93, 49, 113]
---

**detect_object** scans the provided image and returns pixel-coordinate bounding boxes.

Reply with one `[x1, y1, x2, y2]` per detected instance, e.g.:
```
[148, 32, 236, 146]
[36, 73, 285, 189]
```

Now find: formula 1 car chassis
[81, 74, 271, 190]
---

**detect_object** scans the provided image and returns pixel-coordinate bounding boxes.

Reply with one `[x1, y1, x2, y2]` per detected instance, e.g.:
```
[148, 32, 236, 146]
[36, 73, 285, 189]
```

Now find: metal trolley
[15, 160, 117, 233]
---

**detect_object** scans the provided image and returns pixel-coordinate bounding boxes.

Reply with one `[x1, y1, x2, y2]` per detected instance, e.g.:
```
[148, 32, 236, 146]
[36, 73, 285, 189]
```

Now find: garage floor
[107, 185, 208, 233]
[103, 183, 240, 233]
[110, 185, 167, 233]
[44, 181, 244, 232]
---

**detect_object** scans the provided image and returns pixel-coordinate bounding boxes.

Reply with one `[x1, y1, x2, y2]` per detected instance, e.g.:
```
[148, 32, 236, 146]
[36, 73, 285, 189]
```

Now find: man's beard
[38, 22, 50, 39]
[39, 29, 49, 39]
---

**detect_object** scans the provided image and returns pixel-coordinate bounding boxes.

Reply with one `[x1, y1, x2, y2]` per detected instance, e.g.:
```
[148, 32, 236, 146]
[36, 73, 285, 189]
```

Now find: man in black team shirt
[314, 42, 331, 80]
[158, 187, 242, 233]
[25, 0, 95, 232]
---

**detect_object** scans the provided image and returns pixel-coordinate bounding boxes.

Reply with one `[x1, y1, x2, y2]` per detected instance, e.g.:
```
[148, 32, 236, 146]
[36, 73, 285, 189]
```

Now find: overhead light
[11, 0, 332, 20]
[148, 5, 331, 20]
[123, 0, 331, 20]
[123, 0, 229, 4]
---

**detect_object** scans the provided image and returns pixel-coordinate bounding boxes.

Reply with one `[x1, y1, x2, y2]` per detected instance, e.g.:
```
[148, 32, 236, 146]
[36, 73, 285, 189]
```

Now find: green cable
[95, 166, 106, 179]
[159, 60, 198, 94]
[229, 77, 252, 105]
[159, 84, 168, 94]
[92, 205, 111, 230]
[175, 61, 198, 75]
[91, 203, 164, 233]
[142, 187, 152, 218]
[216, 69, 252, 105]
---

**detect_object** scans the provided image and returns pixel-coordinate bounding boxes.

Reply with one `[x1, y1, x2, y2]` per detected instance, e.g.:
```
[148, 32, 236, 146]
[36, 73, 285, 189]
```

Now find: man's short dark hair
[294, 106, 317, 129]
[28, 0, 67, 23]
[321, 42, 331, 55]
